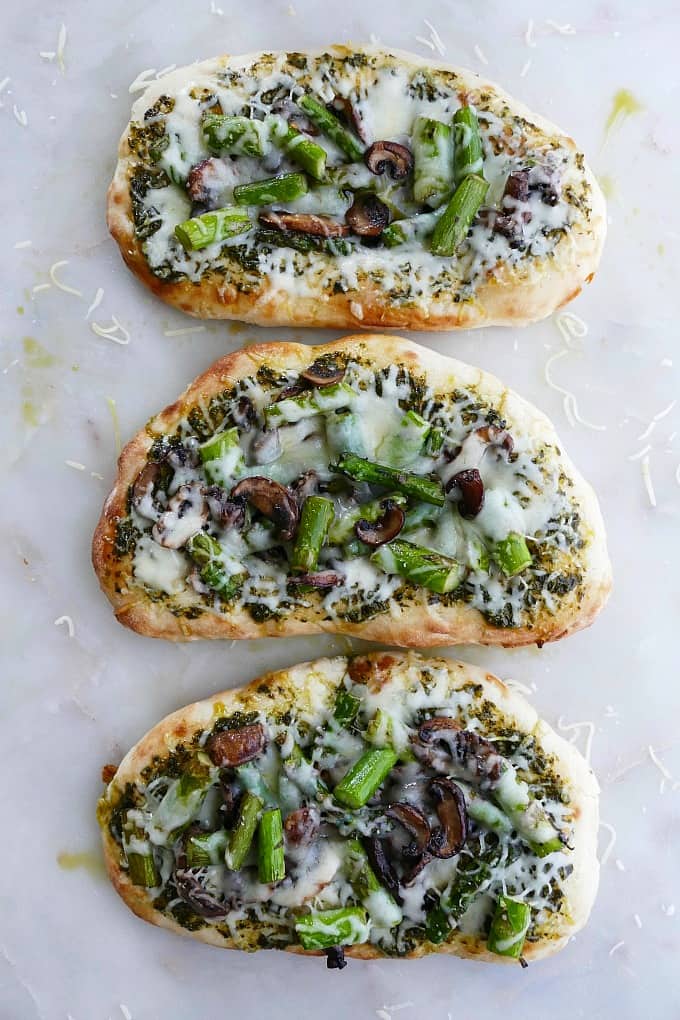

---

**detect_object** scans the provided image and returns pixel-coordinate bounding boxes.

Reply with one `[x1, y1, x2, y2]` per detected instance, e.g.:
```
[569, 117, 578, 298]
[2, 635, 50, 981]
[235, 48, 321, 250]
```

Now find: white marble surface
[2, 1, 680, 1017]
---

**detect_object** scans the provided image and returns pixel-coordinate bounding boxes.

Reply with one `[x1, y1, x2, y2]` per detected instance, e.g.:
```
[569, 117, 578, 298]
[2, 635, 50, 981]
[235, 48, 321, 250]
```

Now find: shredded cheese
[57, 24, 67, 73]
[423, 20, 446, 56]
[609, 940, 625, 957]
[49, 260, 83, 297]
[473, 44, 489, 65]
[598, 820, 617, 866]
[128, 68, 157, 94]
[524, 19, 537, 47]
[65, 460, 86, 471]
[14, 239, 32, 249]
[545, 20, 576, 35]
[31, 283, 51, 296]
[120, 1006, 133, 1020]
[85, 287, 104, 319]
[633, 914, 642, 929]
[520, 59, 532, 78]
[615, 858, 625, 872]
[210, 0, 225, 13]
[628, 444, 651, 461]
[54, 615, 75, 637]
[106, 396, 122, 455]
[163, 325, 206, 336]
[13, 105, 28, 127]
[640, 454, 656, 507]
[556, 716, 595, 763]
[91, 317, 130, 345]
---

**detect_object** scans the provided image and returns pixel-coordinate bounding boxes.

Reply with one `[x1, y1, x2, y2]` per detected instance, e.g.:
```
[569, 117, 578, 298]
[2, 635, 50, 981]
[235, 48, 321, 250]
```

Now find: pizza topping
[364, 141, 414, 180]
[299, 360, 346, 388]
[207, 723, 266, 766]
[230, 476, 299, 541]
[344, 193, 390, 237]
[258, 210, 350, 237]
[428, 778, 468, 858]
[354, 500, 405, 546]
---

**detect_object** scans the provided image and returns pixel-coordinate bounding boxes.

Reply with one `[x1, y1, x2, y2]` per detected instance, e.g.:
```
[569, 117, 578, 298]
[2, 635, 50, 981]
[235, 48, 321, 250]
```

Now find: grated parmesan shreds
[640, 454, 656, 507]
[49, 260, 83, 297]
[106, 396, 122, 455]
[415, 35, 435, 52]
[91, 317, 130, 345]
[627, 443, 651, 462]
[524, 19, 537, 47]
[598, 820, 617, 866]
[13, 105, 28, 127]
[520, 59, 532, 78]
[120, 1006, 133, 1020]
[555, 311, 588, 348]
[85, 287, 104, 319]
[128, 68, 157, 94]
[0, 76, 10, 94]
[556, 716, 595, 763]
[57, 24, 67, 74]
[40, 50, 56, 61]
[210, 0, 225, 13]
[163, 325, 206, 337]
[633, 914, 642, 929]
[615, 858, 626, 872]
[545, 20, 576, 35]
[14, 240, 32, 249]
[473, 44, 488, 65]
[609, 940, 625, 957]
[31, 283, 51, 295]
[54, 615, 75, 638]
[653, 399, 677, 422]
[423, 20, 446, 56]
[65, 460, 86, 471]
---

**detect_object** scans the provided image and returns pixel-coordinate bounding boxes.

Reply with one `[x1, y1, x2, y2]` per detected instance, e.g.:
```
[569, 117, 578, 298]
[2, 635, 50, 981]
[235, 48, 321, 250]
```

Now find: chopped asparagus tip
[198, 426, 244, 485]
[424, 902, 451, 944]
[452, 105, 485, 183]
[494, 532, 532, 576]
[127, 851, 159, 887]
[382, 210, 441, 248]
[201, 114, 267, 156]
[334, 748, 398, 809]
[530, 836, 564, 858]
[445, 858, 493, 918]
[295, 907, 370, 951]
[371, 539, 466, 594]
[233, 172, 308, 207]
[297, 93, 365, 162]
[225, 792, 263, 870]
[487, 895, 531, 959]
[265, 381, 354, 426]
[378, 409, 432, 469]
[345, 839, 403, 927]
[331, 452, 445, 507]
[269, 117, 328, 181]
[174, 207, 251, 250]
[430, 174, 488, 257]
[185, 829, 228, 868]
[258, 808, 286, 884]
[412, 116, 453, 208]
[200, 564, 246, 600]
[290, 496, 335, 573]
[333, 688, 361, 727]
[186, 531, 221, 567]
[466, 797, 513, 835]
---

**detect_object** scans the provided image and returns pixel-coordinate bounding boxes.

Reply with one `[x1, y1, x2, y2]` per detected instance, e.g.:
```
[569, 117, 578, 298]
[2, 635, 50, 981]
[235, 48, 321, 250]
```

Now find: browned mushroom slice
[259, 210, 350, 237]
[418, 716, 462, 742]
[386, 803, 431, 856]
[330, 95, 369, 143]
[232, 395, 257, 431]
[365, 141, 414, 180]
[152, 484, 209, 548]
[447, 468, 485, 518]
[206, 722, 267, 767]
[288, 570, 343, 588]
[504, 168, 531, 203]
[428, 778, 468, 858]
[230, 476, 299, 541]
[355, 501, 405, 546]
[454, 730, 504, 785]
[475, 424, 514, 457]
[363, 836, 403, 905]
[206, 485, 247, 529]
[186, 157, 235, 210]
[345, 193, 390, 237]
[417, 721, 504, 786]
[401, 850, 433, 885]
[174, 868, 228, 918]
[132, 461, 162, 511]
[289, 470, 320, 504]
[284, 806, 319, 847]
[300, 359, 346, 387]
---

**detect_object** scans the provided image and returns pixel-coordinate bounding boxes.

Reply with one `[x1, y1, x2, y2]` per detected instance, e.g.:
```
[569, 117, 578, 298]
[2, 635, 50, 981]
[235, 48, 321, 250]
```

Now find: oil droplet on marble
[605, 89, 644, 136]
[56, 850, 105, 878]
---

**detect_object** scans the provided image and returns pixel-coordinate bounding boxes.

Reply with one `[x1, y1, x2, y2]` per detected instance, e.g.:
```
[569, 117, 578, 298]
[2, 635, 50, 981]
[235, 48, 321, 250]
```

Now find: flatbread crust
[92, 334, 612, 646]
[99, 651, 600, 963]
[107, 45, 606, 330]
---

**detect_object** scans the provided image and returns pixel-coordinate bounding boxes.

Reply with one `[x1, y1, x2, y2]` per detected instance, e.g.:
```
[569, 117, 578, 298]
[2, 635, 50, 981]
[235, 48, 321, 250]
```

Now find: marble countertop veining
[2, 1, 680, 1017]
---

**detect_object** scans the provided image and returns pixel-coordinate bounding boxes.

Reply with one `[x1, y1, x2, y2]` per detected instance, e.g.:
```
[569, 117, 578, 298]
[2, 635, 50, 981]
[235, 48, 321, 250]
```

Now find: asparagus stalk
[430, 174, 488, 256]
[174, 207, 251, 251]
[487, 895, 531, 959]
[258, 808, 286, 883]
[345, 839, 402, 927]
[225, 792, 263, 870]
[201, 114, 267, 156]
[185, 829, 229, 867]
[382, 211, 441, 248]
[494, 533, 532, 576]
[333, 688, 362, 727]
[297, 94, 365, 162]
[127, 850, 159, 887]
[371, 539, 466, 594]
[452, 106, 485, 183]
[333, 747, 398, 809]
[290, 496, 335, 572]
[412, 116, 453, 207]
[198, 426, 244, 485]
[445, 858, 493, 919]
[269, 116, 327, 181]
[327, 493, 407, 544]
[233, 173, 308, 207]
[331, 453, 445, 507]
[378, 410, 432, 469]
[185, 533, 246, 601]
[424, 901, 451, 944]
[264, 382, 354, 426]
[325, 410, 367, 458]
[295, 907, 370, 950]
[254, 227, 352, 258]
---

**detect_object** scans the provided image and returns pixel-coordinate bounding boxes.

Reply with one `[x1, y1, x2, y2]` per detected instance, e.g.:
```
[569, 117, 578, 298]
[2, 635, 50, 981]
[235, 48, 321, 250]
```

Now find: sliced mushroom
[475, 424, 514, 458]
[289, 471, 320, 507]
[152, 484, 208, 548]
[206, 722, 266, 767]
[324, 946, 348, 970]
[251, 429, 282, 465]
[330, 95, 368, 143]
[230, 476, 299, 540]
[186, 157, 236, 211]
[504, 168, 530, 203]
[132, 461, 162, 513]
[365, 141, 414, 180]
[428, 778, 468, 858]
[363, 836, 403, 905]
[300, 359, 346, 387]
[232, 395, 257, 431]
[453, 729, 504, 785]
[355, 501, 405, 546]
[288, 570, 343, 588]
[219, 775, 242, 826]
[206, 485, 247, 529]
[284, 806, 319, 847]
[386, 803, 431, 857]
[174, 868, 228, 918]
[418, 716, 462, 743]
[416, 721, 504, 786]
[447, 468, 485, 518]
[259, 210, 350, 237]
[345, 193, 390, 237]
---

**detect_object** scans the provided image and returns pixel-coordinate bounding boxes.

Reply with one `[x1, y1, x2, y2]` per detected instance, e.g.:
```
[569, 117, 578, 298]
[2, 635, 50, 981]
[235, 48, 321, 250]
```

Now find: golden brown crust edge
[92, 334, 611, 646]
[99, 651, 600, 963]
[106, 46, 606, 330]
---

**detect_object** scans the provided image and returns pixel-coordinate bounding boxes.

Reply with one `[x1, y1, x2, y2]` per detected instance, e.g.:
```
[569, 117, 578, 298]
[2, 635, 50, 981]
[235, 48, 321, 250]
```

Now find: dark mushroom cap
[355, 501, 405, 546]
[288, 570, 343, 589]
[132, 461, 162, 508]
[206, 723, 266, 767]
[330, 95, 369, 143]
[259, 210, 349, 237]
[173, 868, 228, 918]
[447, 467, 485, 518]
[363, 836, 403, 905]
[418, 716, 462, 743]
[454, 730, 504, 784]
[300, 359, 346, 387]
[475, 424, 514, 457]
[345, 193, 390, 237]
[365, 141, 414, 180]
[504, 168, 530, 203]
[386, 802, 431, 856]
[428, 778, 468, 858]
[289, 470, 320, 504]
[324, 945, 348, 970]
[232, 395, 257, 431]
[284, 806, 319, 847]
[230, 476, 299, 540]
[206, 486, 247, 529]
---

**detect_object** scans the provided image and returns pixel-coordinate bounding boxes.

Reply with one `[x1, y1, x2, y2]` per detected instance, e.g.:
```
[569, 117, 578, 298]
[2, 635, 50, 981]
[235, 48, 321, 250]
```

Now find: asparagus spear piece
[371, 539, 466, 594]
[430, 174, 489, 256]
[412, 116, 453, 208]
[327, 493, 407, 544]
[325, 410, 367, 458]
[174, 207, 252, 251]
[333, 688, 362, 727]
[199, 426, 244, 485]
[290, 496, 335, 572]
[345, 839, 402, 927]
[445, 858, 493, 919]
[201, 114, 267, 156]
[453, 106, 485, 183]
[487, 895, 531, 959]
[424, 901, 451, 944]
[127, 850, 159, 887]
[233, 173, 308, 207]
[334, 747, 398, 809]
[185, 829, 229, 867]
[297, 94, 365, 162]
[185, 532, 246, 601]
[331, 453, 445, 507]
[295, 907, 370, 950]
[265, 382, 355, 426]
[382, 211, 441, 248]
[269, 116, 327, 181]
[494, 532, 532, 576]
[378, 410, 432, 469]
[258, 808, 285, 883]
[225, 792, 263, 870]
